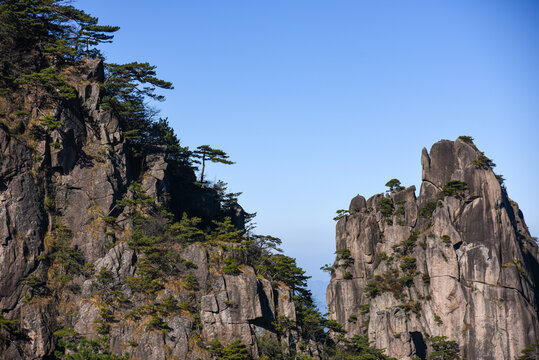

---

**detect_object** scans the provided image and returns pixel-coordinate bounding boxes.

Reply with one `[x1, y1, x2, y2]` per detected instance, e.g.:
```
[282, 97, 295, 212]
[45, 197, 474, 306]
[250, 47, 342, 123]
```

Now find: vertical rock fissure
[326, 139, 539, 360]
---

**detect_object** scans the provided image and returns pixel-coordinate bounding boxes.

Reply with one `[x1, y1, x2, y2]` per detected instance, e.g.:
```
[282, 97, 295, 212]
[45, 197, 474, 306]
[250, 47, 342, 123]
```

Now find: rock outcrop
[0, 60, 303, 359]
[327, 139, 539, 360]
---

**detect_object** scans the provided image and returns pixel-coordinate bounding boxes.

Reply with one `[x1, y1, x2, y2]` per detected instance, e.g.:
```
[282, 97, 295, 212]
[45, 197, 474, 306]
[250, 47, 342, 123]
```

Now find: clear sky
[78, 0, 539, 307]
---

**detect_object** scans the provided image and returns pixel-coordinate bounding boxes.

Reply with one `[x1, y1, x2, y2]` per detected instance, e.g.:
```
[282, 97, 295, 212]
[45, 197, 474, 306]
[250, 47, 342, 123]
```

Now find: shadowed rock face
[327, 139, 539, 360]
[0, 60, 298, 359]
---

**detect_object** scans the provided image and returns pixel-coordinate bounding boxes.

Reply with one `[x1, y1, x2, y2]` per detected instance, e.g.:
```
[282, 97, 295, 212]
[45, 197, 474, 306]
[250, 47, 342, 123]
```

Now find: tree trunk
[200, 153, 206, 184]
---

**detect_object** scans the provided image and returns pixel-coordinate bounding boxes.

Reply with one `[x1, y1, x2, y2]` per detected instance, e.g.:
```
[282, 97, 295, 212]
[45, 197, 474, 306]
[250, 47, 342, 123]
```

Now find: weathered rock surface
[327, 139, 539, 360]
[0, 60, 296, 359]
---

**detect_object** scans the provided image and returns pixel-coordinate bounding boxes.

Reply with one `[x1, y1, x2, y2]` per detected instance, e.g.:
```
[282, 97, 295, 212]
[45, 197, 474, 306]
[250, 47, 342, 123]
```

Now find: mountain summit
[327, 138, 539, 359]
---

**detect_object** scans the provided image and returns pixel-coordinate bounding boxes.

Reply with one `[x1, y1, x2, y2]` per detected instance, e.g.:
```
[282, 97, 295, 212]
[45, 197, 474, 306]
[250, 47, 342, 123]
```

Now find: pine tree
[385, 178, 404, 192]
[101, 62, 173, 141]
[427, 336, 461, 360]
[193, 145, 234, 184]
[0, 0, 119, 87]
[347, 335, 397, 360]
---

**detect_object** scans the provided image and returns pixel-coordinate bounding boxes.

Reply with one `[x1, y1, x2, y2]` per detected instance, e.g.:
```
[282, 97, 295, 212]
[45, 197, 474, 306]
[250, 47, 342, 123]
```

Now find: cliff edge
[327, 138, 539, 359]
[0, 60, 317, 359]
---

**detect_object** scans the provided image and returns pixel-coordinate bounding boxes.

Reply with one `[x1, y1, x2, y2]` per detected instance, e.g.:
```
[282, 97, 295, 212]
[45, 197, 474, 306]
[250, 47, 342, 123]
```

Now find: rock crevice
[327, 138, 539, 360]
[0, 60, 302, 359]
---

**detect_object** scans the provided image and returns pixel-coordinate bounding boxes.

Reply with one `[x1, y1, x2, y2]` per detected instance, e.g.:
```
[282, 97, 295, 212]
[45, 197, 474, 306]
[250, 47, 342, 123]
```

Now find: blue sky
[78, 0, 539, 305]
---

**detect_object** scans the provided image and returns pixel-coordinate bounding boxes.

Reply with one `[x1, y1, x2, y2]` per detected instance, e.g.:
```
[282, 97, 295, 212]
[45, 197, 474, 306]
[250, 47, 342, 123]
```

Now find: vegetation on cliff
[326, 139, 539, 359]
[0, 1, 374, 359]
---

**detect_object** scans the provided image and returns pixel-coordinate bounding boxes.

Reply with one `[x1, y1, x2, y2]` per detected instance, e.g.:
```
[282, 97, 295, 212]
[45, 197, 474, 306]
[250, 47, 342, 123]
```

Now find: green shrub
[434, 314, 443, 324]
[180, 258, 198, 269]
[182, 273, 198, 290]
[320, 263, 334, 277]
[364, 281, 380, 298]
[98, 307, 114, 322]
[44, 197, 56, 212]
[397, 275, 414, 287]
[368, 268, 416, 301]
[344, 272, 353, 280]
[210, 217, 244, 243]
[50, 141, 62, 149]
[40, 222, 83, 286]
[324, 319, 346, 333]
[95, 267, 113, 284]
[126, 276, 163, 295]
[336, 248, 351, 259]
[440, 181, 468, 198]
[102, 216, 116, 225]
[14, 110, 30, 116]
[516, 344, 539, 360]
[394, 206, 405, 216]
[378, 198, 393, 216]
[348, 314, 358, 323]
[392, 230, 419, 255]
[0, 314, 18, 331]
[399, 301, 421, 318]
[348, 334, 396, 359]
[159, 295, 178, 313]
[207, 339, 251, 360]
[223, 257, 240, 275]
[474, 152, 496, 169]
[419, 201, 437, 218]
[148, 315, 170, 332]
[400, 257, 416, 273]
[110, 290, 128, 304]
[333, 209, 350, 221]
[457, 135, 474, 144]
[374, 252, 388, 269]
[169, 213, 206, 243]
[54, 328, 129, 359]
[262, 254, 310, 289]
[257, 334, 284, 359]
[272, 315, 295, 335]
[426, 335, 461, 360]
[179, 301, 192, 311]
[385, 178, 404, 192]
[39, 115, 63, 130]
[22, 275, 44, 288]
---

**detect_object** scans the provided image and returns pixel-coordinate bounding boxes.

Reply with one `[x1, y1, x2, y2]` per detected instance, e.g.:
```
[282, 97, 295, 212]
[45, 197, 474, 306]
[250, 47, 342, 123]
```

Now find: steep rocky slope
[0, 60, 317, 359]
[327, 138, 539, 359]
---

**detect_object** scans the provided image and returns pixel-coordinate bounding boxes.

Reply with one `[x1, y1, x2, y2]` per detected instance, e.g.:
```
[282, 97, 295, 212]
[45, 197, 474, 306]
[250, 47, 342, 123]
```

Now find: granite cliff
[0, 58, 325, 359]
[2, 3, 539, 359]
[327, 138, 539, 359]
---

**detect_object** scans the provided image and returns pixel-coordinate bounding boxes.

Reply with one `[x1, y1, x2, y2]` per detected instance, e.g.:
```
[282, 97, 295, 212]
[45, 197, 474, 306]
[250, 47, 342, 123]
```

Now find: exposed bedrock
[327, 139, 539, 360]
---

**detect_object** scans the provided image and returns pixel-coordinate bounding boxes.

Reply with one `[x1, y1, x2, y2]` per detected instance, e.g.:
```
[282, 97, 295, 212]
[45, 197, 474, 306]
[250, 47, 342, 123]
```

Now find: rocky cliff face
[327, 139, 539, 360]
[0, 60, 305, 359]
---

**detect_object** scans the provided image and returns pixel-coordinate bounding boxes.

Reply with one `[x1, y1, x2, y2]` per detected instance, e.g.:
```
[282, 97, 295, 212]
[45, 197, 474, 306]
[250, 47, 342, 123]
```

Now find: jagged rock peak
[327, 138, 539, 360]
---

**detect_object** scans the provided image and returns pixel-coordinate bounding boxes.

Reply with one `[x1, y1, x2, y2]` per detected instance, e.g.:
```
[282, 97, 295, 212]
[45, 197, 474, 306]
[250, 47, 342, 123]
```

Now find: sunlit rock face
[0, 59, 304, 359]
[327, 139, 539, 360]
